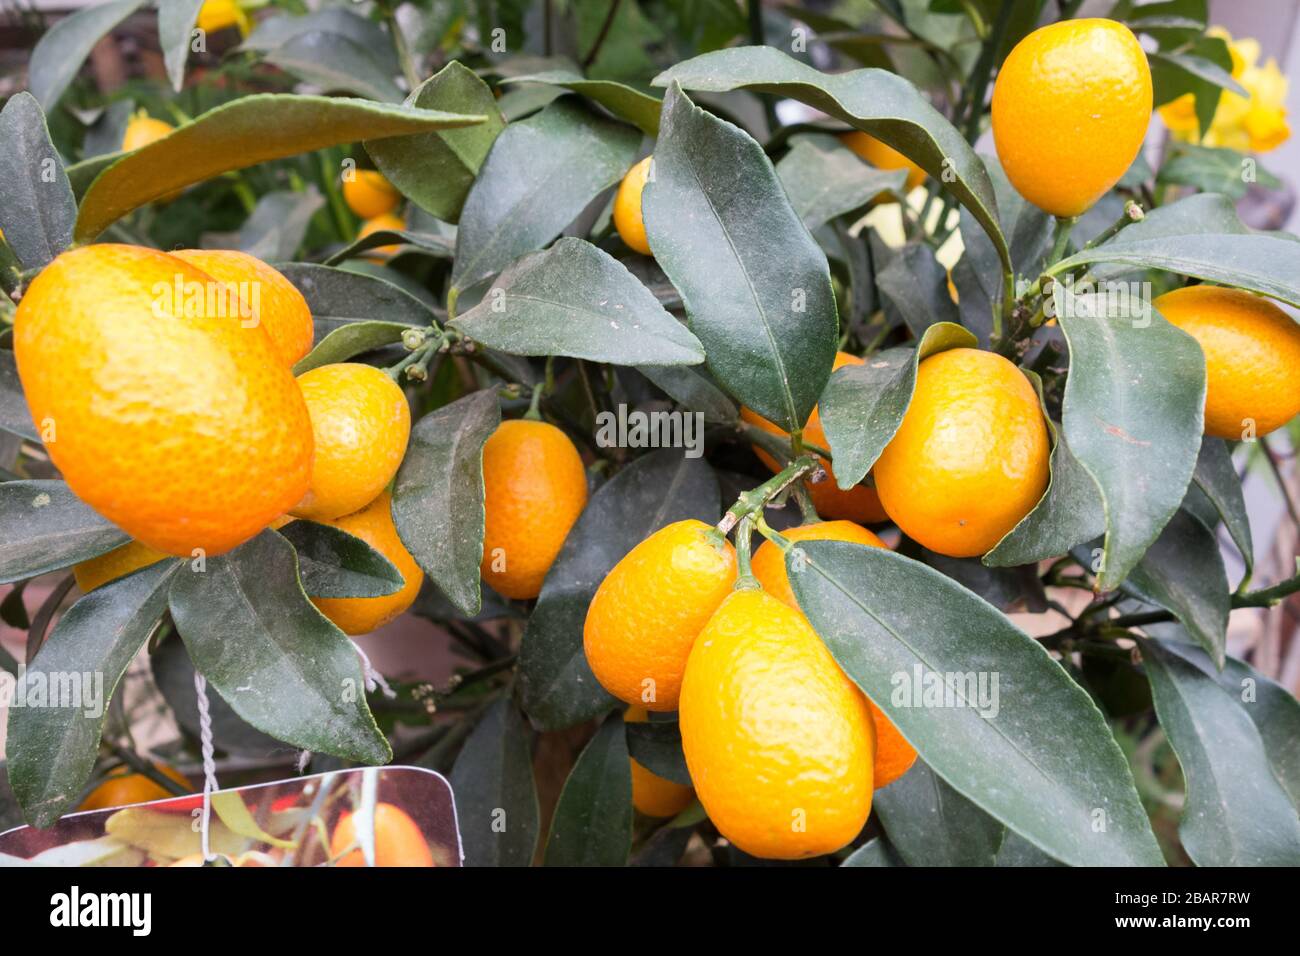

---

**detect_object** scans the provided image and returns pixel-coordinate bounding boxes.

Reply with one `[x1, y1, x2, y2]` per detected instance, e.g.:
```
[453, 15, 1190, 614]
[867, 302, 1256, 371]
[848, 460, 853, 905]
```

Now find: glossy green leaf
[0, 480, 129, 584]
[996, 830, 1064, 866]
[644, 84, 837, 432]
[75, 96, 485, 241]
[277, 262, 436, 342]
[450, 98, 638, 293]
[637, 364, 738, 424]
[776, 137, 906, 232]
[391, 390, 501, 617]
[1191, 437, 1252, 575]
[264, 31, 403, 103]
[7, 560, 177, 825]
[450, 696, 540, 867]
[876, 242, 961, 337]
[0, 353, 36, 443]
[819, 322, 975, 489]
[1053, 285, 1206, 590]
[450, 238, 704, 366]
[624, 718, 691, 786]
[65, 152, 122, 201]
[29, 0, 147, 110]
[1149, 35, 1236, 138]
[0, 94, 76, 271]
[367, 61, 507, 223]
[789, 541, 1164, 866]
[1142, 638, 1300, 865]
[500, 71, 663, 135]
[277, 519, 403, 599]
[519, 450, 719, 731]
[543, 715, 633, 867]
[293, 322, 417, 375]
[653, 46, 1011, 274]
[158, 0, 205, 92]
[168, 531, 391, 764]
[874, 759, 1003, 866]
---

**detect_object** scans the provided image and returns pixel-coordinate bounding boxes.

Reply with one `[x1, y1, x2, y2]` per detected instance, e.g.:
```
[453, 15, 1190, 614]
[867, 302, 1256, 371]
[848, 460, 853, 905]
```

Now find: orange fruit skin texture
[840, 132, 925, 191]
[330, 803, 435, 867]
[626, 706, 696, 818]
[680, 588, 875, 860]
[584, 519, 737, 711]
[751, 521, 917, 790]
[741, 351, 888, 524]
[74, 540, 170, 593]
[480, 420, 588, 600]
[613, 156, 653, 255]
[343, 170, 401, 220]
[15, 245, 314, 557]
[992, 19, 1152, 217]
[122, 115, 173, 151]
[875, 348, 1049, 558]
[311, 492, 423, 634]
[79, 764, 190, 812]
[1154, 286, 1300, 440]
[171, 249, 314, 368]
[292, 363, 411, 521]
[358, 212, 406, 258]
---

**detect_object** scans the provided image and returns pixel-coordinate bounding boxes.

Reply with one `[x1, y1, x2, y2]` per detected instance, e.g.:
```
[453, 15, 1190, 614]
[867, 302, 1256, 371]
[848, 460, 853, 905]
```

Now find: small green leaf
[75, 95, 485, 241]
[7, 560, 177, 825]
[636, 364, 738, 424]
[293, 322, 417, 375]
[391, 391, 501, 617]
[0, 93, 76, 271]
[876, 242, 961, 337]
[277, 520, 404, 599]
[323, 228, 456, 267]
[264, 31, 404, 103]
[543, 715, 633, 867]
[644, 84, 838, 432]
[1157, 144, 1280, 199]
[789, 541, 1164, 866]
[818, 322, 975, 489]
[0, 480, 129, 584]
[158, 0, 205, 92]
[168, 531, 391, 764]
[367, 61, 507, 223]
[0, 352, 38, 442]
[29, 0, 147, 110]
[775, 137, 907, 232]
[1053, 285, 1206, 589]
[1142, 638, 1300, 865]
[500, 71, 663, 135]
[451, 98, 639, 293]
[624, 718, 691, 786]
[449, 697, 540, 867]
[874, 759, 1003, 866]
[450, 238, 704, 366]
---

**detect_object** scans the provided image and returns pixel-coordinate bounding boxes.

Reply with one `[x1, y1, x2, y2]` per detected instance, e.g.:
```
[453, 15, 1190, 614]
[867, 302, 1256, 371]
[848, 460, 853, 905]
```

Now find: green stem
[1047, 215, 1077, 267]
[1083, 200, 1144, 250]
[734, 515, 759, 589]
[717, 456, 819, 535]
[446, 286, 460, 323]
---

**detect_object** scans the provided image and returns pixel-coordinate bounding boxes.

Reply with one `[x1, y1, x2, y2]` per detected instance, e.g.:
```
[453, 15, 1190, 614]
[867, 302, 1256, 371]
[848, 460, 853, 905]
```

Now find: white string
[193, 671, 218, 862]
[296, 749, 312, 774]
[352, 639, 397, 699]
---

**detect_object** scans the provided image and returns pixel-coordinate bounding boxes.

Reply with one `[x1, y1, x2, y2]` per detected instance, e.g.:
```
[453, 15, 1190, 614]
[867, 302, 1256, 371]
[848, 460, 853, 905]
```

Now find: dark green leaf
[449, 697, 540, 867]
[637, 364, 738, 424]
[29, 0, 147, 110]
[819, 322, 975, 489]
[240, 8, 397, 73]
[644, 84, 837, 432]
[168, 531, 391, 764]
[277, 262, 436, 342]
[0, 94, 76, 271]
[543, 715, 633, 867]
[1192, 438, 1252, 574]
[624, 718, 691, 786]
[654, 46, 1011, 275]
[0, 352, 37, 442]
[293, 321, 417, 375]
[1053, 285, 1205, 590]
[76, 95, 485, 241]
[776, 138, 906, 232]
[158, 0, 205, 92]
[264, 31, 404, 103]
[1142, 639, 1300, 865]
[0, 480, 129, 584]
[789, 541, 1164, 866]
[996, 830, 1064, 866]
[519, 450, 719, 731]
[500, 71, 662, 135]
[876, 242, 961, 337]
[234, 189, 324, 262]
[1150, 49, 1247, 98]
[391, 391, 501, 616]
[841, 836, 904, 866]
[1149, 35, 1236, 138]
[450, 98, 638, 293]
[7, 560, 176, 825]
[277, 519, 403, 599]
[450, 238, 704, 366]
[323, 228, 456, 266]
[367, 61, 507, 223]
[874, 759, 1003, 865]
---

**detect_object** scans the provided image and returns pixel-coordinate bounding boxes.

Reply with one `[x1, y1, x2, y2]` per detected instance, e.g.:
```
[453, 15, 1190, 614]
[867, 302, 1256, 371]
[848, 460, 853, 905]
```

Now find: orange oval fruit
[292, 363, 411, 521]
[584, 519, 737, 711]
[122, 112, 174, 152]
[170, 249, 314, 367]
[741, 351, 887, 524]
[14, 245, 314, 557]
[840, 131, 925, 192]
[613, 156, 653, 256]
[79, 763, 190, 812]
[1154, 285, 1300, 439]
[874, 348, 1049, 558]
[358, 212, 405, 258]
[73, 541, 170, 593]
[330, 803, 435, 867]
[626, 706, 696, 818]
[344, 169, 401, 220]
[680, 588, 875, 859]
[311, 491, 423, 634]
[750, 521, 917, 790]
[480, 419, 588, 600]
[992, 19, 1152, 217]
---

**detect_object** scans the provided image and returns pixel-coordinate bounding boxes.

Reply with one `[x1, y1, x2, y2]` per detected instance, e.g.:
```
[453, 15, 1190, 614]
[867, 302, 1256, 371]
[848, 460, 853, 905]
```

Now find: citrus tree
[2, 0, 1299, 868]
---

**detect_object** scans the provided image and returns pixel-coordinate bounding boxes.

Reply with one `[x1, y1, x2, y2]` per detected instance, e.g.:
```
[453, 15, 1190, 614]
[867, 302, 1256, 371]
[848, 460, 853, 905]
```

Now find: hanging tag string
[193, 671, 218, 862]
[352, 639, 397, 699]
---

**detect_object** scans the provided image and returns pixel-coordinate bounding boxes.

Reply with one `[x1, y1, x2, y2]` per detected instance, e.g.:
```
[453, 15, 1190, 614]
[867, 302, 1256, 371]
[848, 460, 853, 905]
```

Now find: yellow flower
[1158, 27, 1290, 152]
[197, 0, 251, 36]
